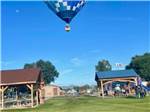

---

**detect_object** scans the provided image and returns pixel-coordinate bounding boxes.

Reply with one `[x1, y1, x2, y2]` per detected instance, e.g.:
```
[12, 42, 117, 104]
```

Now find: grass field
[3, 96, 150, 112]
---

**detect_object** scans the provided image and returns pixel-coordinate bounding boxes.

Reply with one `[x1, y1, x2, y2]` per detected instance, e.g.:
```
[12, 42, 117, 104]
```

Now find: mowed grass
[3, 96, 150, 112]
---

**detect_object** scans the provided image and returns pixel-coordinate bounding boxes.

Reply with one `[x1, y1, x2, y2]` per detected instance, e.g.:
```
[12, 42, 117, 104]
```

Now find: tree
[73, 86, 80, 92]
[81, 84, 90, 90]
[24, 59, 59, 85]
[95, 59, 112, 72]
[126, 53, 150, 81]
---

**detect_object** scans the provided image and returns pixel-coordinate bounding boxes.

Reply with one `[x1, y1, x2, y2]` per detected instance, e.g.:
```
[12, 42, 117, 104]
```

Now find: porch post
[128, 82, 131, 95]
[31, 84, 34, 107]
[134, 77, 138, 86]
[0, 86, 1, 109]
[1, 86, 4, 109]
[36, 90, 39, 106]
[100, 80, 104, 98]
[97, 82, 100, 97]
[26, 84, 34, 107]
[1, 86, 8, 109]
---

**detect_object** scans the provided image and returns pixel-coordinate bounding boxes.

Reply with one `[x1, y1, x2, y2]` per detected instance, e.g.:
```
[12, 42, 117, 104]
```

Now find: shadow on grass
[125, 96, 137, 99]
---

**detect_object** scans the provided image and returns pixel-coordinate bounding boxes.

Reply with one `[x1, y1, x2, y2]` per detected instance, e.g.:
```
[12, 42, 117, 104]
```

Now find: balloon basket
[65, 24, 71, 32]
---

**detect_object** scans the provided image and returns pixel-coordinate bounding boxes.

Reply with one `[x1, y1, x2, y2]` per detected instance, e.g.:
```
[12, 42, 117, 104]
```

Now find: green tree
[81, 84, 90, 90]
[95, 59, 112, 72]
[24, 59, 59, 85]
[73, 86, 80, 92]
[126, 53, 150, 81]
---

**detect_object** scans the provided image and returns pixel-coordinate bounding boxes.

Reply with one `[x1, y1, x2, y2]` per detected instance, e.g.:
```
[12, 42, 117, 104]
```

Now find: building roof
[0, 68, 41, 85]
[95, 69, 138, 81]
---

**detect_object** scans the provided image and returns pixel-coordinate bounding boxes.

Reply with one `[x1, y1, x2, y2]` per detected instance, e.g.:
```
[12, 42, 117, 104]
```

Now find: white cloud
[61, 69, 73, 75]
[70, 57, 83, 66]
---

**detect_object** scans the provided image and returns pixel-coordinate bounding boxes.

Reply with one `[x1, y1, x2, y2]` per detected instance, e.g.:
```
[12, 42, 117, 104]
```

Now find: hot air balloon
[45, 0, 85, 32]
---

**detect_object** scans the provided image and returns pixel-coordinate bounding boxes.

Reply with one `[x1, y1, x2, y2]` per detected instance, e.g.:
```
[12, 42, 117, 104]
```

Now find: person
[114, 85, 120, 96]
[137, 85, 141, 98]
[140, 87, 146, 98]
[104, 85, 108, 96]
[121, 88, 126, 96]
[135, 86, 138, 98]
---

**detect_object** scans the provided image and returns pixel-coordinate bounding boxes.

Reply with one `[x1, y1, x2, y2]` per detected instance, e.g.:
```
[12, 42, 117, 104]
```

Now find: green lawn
[3, 96, 150, 112]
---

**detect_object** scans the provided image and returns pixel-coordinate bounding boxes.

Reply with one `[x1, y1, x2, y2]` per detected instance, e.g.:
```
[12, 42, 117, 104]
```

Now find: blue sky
[1, 1, 150, 86]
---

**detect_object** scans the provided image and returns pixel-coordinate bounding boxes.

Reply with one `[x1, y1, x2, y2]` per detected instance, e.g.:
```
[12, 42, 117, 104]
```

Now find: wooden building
[44, 85, 64, 99]
[0, 68, 45, 110]
[95, 69, 139, 97]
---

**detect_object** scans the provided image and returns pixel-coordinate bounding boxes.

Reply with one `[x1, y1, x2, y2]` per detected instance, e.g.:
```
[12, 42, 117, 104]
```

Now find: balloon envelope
[45, 0, 85, 24]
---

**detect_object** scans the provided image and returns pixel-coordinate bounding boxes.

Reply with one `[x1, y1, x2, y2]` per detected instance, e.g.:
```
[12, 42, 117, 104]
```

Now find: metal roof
[95, 69, 138, 81]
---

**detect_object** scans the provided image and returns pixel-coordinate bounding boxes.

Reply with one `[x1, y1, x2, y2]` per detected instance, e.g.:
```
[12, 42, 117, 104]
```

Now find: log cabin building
[0, 68, 45, 110]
